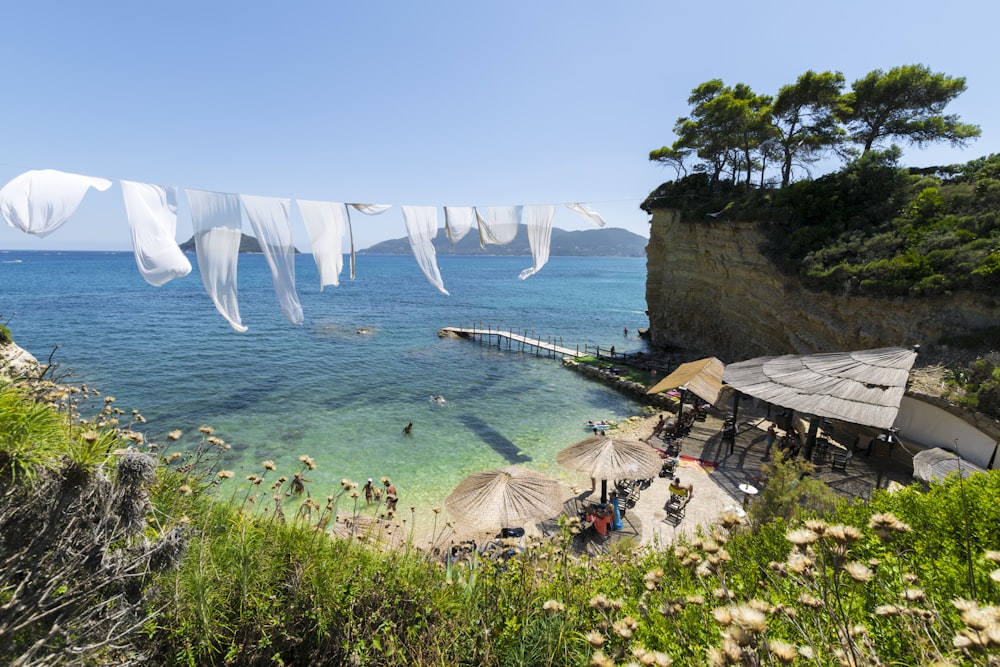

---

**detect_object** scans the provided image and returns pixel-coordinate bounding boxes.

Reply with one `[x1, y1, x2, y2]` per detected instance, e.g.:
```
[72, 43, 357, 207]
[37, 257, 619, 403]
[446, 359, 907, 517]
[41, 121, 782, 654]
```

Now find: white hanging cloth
[443, 206, 477, 245]
[297, 199, 347, 290]
[479, 206, 522, 246]
[345, 203, 391, 280]
[401, 205, 449, 295]
[518, 204, 557, 280]
[0, 169, 112, 237]
[185, 189, 247, 333]
[120, 180, 192, 287]
[240, 194, 303, 325]
[565, 202, 607, 227]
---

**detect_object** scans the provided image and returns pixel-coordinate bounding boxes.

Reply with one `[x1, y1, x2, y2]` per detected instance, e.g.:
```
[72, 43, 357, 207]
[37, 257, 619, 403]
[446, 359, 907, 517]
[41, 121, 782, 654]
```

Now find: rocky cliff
[645, 209, 1000, 362]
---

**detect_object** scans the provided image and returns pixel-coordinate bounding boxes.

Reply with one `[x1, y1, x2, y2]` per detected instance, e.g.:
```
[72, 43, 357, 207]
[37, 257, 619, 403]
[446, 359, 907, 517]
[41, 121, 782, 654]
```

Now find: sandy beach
[330, 386, 916, 557]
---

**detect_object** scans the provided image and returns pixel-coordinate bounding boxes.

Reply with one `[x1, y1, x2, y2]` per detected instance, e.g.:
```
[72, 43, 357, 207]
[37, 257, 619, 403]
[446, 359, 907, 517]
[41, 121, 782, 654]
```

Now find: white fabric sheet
[565, 202, 607, 227]
[401, 205, 449, 295]
[120, 180, 192, 286]
[0, 169, 112, 237]
[345, 203, 392, 280]
[480, 206, 522, 245]
[518, 204, 556, 280]
[240, 194, 303, 325]
[443, 206, 476, 245]
[185, 189, 247, 332]
[298, 199, 347, 290]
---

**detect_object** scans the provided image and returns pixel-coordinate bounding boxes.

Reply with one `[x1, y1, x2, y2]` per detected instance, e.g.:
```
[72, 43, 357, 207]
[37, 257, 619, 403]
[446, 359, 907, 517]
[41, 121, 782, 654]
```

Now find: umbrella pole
[601, 479, 608, 505]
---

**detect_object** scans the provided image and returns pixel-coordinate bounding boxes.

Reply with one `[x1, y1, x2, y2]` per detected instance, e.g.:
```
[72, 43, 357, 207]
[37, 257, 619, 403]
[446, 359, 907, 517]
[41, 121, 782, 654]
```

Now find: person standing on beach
[608, 490, 624, 529]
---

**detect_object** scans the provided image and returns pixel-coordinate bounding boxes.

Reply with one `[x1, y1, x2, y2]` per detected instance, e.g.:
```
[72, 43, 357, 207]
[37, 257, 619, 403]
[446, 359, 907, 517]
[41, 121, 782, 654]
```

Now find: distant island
[178, 227, 647, 257]
[361, 226, 647, 257]
[179, 234, 300, 254]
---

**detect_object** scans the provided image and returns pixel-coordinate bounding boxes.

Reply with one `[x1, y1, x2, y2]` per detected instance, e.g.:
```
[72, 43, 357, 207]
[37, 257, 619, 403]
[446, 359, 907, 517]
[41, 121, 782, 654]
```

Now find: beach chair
[831, 449, 853, 471]
[664, 488, 688, 522]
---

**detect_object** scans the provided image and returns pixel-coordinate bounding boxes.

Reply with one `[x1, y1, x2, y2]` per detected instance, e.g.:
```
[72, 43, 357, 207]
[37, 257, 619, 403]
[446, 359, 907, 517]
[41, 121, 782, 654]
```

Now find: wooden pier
[438, 325, 582, 359]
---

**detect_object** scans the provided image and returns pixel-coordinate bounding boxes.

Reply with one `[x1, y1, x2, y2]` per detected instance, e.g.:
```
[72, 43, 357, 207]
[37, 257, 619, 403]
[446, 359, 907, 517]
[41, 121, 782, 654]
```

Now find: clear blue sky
[1, 0, 997, 251]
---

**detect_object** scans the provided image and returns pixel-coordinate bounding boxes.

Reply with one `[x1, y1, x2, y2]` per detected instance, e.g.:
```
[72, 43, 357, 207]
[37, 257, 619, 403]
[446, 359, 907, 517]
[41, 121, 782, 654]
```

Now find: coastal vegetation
[2, 341, 1000, 666]
[643, 64, 1000, 300]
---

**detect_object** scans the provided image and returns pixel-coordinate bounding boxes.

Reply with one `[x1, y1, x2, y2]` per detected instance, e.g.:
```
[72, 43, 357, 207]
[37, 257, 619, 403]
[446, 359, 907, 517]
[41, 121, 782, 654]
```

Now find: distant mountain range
[178, 227, 647, 257]
[361, 227, 647, 257]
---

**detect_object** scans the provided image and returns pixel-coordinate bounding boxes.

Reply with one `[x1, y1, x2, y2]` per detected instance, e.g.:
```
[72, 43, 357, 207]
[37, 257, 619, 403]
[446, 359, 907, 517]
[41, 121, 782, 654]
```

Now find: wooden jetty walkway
[438, 325, 583, 359]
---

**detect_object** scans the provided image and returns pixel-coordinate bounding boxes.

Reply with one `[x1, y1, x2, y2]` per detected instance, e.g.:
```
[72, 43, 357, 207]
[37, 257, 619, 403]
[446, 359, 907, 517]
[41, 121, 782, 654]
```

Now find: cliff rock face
[646, 210, 999, 362]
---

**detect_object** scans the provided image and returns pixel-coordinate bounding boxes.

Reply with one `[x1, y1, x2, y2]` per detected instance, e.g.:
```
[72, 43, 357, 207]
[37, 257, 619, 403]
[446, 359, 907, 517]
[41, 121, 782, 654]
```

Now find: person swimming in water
[430, 395, 447, 405]
[402, 422, 413, 435]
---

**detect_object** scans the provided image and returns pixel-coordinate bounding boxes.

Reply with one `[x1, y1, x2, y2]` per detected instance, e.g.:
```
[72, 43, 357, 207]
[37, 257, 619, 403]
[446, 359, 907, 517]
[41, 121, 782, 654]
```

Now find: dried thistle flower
[199, 425, 213, 434]
[585, 631, 605, 647]
[786, 528, 819, 546]
[167, 429, 183, 441]
[844, 561, 874, 583]
[263, 460, 276, 471]
[767, 639, 797, 664]
[217, 470, 234, 479]
[543, 599, 564, 612]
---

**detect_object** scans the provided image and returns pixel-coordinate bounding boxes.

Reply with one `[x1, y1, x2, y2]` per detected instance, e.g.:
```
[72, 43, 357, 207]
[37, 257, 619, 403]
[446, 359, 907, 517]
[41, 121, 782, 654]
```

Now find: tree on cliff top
[652, 64, 980, 188]
[842, 64, 981, 154]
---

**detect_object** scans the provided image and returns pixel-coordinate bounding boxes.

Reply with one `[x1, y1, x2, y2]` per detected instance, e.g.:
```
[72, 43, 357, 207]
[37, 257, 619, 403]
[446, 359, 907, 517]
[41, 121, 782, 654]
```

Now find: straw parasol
[557, 434, 663, 504]
[445, 465, 567, 534]
[912, 447, 985, 484]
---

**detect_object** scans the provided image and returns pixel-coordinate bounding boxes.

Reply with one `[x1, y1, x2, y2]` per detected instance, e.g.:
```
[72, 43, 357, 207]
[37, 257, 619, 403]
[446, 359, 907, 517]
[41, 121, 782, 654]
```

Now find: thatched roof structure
[646, 357, 725, 406]
[722, 347, 918, 429]
[912, 447, 985, 484]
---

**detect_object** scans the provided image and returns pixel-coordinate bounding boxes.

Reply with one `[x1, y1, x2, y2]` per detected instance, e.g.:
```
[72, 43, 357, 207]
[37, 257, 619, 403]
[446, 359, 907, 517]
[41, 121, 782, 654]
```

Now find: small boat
[585, 420, 616, 431]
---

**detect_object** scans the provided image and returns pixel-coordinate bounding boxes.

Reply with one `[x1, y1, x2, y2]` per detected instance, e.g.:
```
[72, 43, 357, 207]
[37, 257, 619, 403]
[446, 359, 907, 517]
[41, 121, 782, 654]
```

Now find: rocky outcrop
[645, 209, 1000, 362]
[0, 341, 41, 380]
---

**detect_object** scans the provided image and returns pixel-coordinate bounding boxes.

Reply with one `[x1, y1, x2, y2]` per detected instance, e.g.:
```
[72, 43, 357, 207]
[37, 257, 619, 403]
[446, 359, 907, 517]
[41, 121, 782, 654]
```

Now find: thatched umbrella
[557, 434, 663, 504]
[912, 447, 985, 484]
[445, 465, 566, 534]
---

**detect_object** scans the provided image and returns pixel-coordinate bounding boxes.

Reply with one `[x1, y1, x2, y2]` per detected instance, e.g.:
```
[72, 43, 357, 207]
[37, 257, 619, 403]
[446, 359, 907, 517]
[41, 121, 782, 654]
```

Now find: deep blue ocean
[0, 250, 649, 510]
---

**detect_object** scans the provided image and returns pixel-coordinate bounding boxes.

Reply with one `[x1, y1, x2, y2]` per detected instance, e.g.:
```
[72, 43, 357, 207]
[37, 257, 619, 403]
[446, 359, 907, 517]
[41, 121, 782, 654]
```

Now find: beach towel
[518, 204, 556, 280]
[478, 205, 522, 246]
[185, 189, 247, 332]
[345, 203, 391, 280]
[565, 202, 607, 227]
[298, 199, 347, 290]
[443, 206, 477, 245]
[240, 194, 303, 325]
[401, 205, 449, 295]
[120, 180, 192, 286]
[0, 169, 112, 237]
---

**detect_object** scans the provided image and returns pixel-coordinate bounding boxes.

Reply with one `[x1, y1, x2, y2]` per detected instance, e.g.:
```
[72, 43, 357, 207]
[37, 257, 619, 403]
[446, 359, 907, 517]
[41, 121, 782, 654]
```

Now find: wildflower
[803, 519, 828, 534]
[902, 588, 926, 602]
[167, 429, 183, 441]
[985, 551, 1000, 563]
[612, 619, 634, 639]
[542, 599, 564, 612]
[869, 512, 911, 537]
[350, 491, 360, 499]
[685, 594, 705, 605]
[786, 528, 819, 546]
[82, 430, 100, 443]
[991, 569, 1000, 584]
[299, 455, 316, 470]
[590, 650, 614, 667]
[844, 561, 874, 583]
[826, 524, 864, 544]
[217, 470, 234, 479]
[263, 460, 276, 471]
[875, 605, 900, 616]
[433, 507, 441, 514]
[247, 474, 259, 482]
[179, 484, 192, 496]
[797, 593, 823, 608]
[768, 639, 797, 664]
[199, 425, 213, 434]
[105, 396, 116, 403]
[632, 647, 672, 666]
[786, 553, 813, 575]
[713, 607, 732, 626]
[169, 452, 181, 460]
[730, 605, 767, 632]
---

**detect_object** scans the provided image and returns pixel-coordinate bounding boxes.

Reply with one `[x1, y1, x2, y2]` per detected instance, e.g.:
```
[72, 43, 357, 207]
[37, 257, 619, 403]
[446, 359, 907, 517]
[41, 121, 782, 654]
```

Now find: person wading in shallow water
[402, 422, 413, 435]
[384, 479, 398, 514]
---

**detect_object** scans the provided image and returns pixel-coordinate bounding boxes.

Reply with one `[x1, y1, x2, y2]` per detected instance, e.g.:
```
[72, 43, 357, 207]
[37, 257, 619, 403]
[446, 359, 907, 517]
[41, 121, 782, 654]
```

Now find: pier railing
[438, 322, 645, 364]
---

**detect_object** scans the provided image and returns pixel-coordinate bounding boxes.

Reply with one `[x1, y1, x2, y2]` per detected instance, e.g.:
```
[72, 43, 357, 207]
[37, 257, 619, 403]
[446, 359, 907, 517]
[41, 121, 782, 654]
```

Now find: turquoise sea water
[0, 250, 649, 511]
